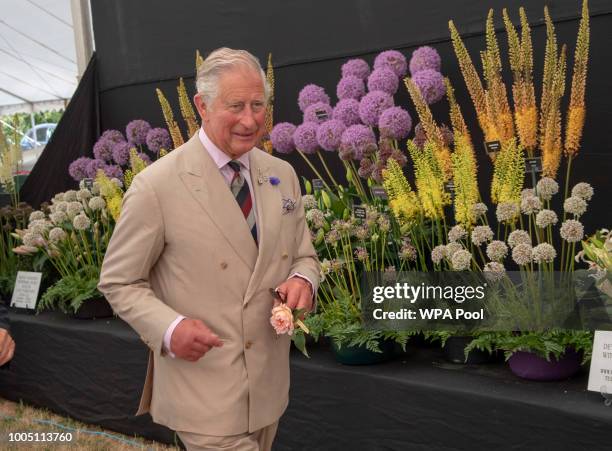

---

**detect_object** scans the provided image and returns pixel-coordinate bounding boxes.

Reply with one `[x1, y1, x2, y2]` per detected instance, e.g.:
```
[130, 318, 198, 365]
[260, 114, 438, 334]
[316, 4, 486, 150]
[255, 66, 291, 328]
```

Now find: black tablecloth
[1, 310, 611, 450]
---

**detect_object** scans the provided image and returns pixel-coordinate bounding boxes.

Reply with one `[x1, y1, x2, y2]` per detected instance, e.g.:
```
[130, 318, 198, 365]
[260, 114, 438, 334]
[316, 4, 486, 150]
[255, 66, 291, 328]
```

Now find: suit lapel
[244, 150, 281, 303]
[178, 136, 258, 271]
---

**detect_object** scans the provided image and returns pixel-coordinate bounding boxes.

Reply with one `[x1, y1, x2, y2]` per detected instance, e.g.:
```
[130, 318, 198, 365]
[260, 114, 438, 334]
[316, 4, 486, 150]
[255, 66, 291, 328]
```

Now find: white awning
[0, 0, 79, 115]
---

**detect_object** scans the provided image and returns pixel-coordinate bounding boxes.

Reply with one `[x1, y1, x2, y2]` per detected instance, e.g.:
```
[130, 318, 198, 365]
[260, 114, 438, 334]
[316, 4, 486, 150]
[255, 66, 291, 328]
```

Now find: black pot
[331, 339, 395, 365]
[72, 297, 114, 320]
[443, 336, 497, 364]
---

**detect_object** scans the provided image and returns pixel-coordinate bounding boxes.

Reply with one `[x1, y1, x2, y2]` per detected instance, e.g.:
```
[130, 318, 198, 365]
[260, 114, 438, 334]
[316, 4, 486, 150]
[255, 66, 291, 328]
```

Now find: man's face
[195, 67, 266, 159]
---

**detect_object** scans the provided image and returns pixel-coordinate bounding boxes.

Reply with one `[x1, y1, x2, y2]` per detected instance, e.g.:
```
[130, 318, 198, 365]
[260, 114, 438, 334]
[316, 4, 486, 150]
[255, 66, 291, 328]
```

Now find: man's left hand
[276, 277, 313, 314]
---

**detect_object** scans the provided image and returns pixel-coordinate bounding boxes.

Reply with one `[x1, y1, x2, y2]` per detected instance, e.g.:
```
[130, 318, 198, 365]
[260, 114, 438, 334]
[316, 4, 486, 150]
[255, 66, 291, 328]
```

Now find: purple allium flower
[86, 159, 107, 179]
[358, 90, 394, 126]
[125, 119, 152, 146]
[371, 160, 385, 184]
[137, 152, 152, 165]
[69, 157, 92, 182]
[378, 106, 412, 139]
[340, 124, 377, 160]
[336, 75, 366, 100]
[146, 127, 171, 153]
[298, 84, 330, 112]
[93, 137, 114, 162]
[409, 46, 442, 75]
[103, 164, 124, 180]
[341, 58, 371, 80]
[269, 176, 280, 186]
[270, 122, 297, 154]
[374, 50, 408, 78]
[293, 122, 319, 154]
[412, 69, 446, 104]
[389, 149, 408, 167]
[100, 129, 126, 144]
[333, 99, 361, 127]
[112, 141, 131, 166]
[303, 102, 334, 124]
[367, 67, 399, 95]
[378, 139, 394, 159]
[316, 119, 346, 151]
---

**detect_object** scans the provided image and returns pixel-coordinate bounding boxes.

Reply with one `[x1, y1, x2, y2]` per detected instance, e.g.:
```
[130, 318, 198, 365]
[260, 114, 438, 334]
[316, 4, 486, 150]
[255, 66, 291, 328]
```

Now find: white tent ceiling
[0, 0, 79, 115]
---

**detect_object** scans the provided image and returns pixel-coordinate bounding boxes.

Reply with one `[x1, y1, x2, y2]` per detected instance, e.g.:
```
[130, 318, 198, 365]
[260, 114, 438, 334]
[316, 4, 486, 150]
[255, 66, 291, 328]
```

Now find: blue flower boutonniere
[269, 176, 280, 186]
[257, 167, 280, 186]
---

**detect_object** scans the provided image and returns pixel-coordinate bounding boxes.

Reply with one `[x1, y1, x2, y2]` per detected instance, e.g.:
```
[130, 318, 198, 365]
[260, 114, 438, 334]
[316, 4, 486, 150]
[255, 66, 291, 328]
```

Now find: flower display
[316, 120, 346, 151]
[412, 69, 446, 104]
[68, 157, 92, 182]
[358, 90, 394, 126]
[93, 138, 114, 162]
[146, 127, 171, 153]
[112, 141, 131, 166]
[336, 75, 366, 100]
[332, 99, 361, 126]
[293, 122, 319, 154]
[571, 182, 594, 201]
[409, 46, 442, 75]
[560, 219, 585, 242]
[367, 67, 399, 95]
[298, 84, 330, 112]
[378, 106, 412, 140]
[341, 58, 371, 80]
[270, 122, 297, 154]
[340, 125, 376, 160]
[303, 102, 334, 124]
[373, 50, 408, 77]
[125, 119, 152, 145]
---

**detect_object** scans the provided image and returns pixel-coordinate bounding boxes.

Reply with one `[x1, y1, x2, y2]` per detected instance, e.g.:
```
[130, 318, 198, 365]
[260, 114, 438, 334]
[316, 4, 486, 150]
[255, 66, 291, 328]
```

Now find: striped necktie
[227, 161, 257, 244]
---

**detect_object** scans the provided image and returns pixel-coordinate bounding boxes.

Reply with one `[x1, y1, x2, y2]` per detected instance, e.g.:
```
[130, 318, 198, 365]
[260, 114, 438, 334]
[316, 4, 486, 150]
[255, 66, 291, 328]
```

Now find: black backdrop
[25, 0, 612, 228]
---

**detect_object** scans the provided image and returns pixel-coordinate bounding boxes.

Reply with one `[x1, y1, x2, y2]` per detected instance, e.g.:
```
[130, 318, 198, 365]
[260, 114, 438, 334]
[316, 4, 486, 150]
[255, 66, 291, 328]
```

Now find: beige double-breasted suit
[98, 134, 320, 435]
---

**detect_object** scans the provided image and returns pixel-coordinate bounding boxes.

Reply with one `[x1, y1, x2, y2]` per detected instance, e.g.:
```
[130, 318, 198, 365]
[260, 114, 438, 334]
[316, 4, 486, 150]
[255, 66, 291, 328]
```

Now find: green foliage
[38, 266, 101, 314]
[0, 111, 64, 142]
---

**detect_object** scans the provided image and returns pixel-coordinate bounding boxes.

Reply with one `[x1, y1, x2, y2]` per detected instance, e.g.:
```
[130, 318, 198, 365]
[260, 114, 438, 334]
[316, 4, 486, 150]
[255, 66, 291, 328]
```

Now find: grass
[0, 397, 180, 450]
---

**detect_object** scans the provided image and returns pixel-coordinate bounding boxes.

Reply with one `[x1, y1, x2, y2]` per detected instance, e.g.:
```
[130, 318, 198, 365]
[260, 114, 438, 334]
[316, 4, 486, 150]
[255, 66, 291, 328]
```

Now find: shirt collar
[198, 127, 250, 170]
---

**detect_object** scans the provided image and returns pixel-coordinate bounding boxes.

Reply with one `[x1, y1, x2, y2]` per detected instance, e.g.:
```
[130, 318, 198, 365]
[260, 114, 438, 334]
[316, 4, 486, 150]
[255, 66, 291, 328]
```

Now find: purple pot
[508, 348, 582, 381]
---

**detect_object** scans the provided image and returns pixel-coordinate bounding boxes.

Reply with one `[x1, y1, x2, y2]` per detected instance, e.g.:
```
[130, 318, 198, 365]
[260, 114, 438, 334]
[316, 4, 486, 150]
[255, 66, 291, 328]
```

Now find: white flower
[377, 215, 390, 232]
[472, 203, 488, 218]
[49, 211, 68, 225]
[22, 232, 43, 247]
[302, 194, 317, 210]
[72, 214, 91, 231]
[486, 240, 508, 262]
[496, 202, 519, 223]
[91, 182, 101, 195]
[306, 209, 326, 229]
[560, 219, 584, 243]
[353, 226, 369, 240]
[508, 230, 531, 248]
[63, 190, 77, 202]
[535, 209, 558, 228]
[445, 242, 463, 259]
[512, 243, 533, 266]
[431, 245, 446, 265]
[571, 182, 594, 201]
[28, 211, 45, 222]
[483, 262, 506, 282]
[55, 201, 68, 212]
[66, 201, 84, 219]
[88, 196, 106, 211]
[563, 196, 587, 217]
[76, 189, 92, 202]
[28, 219, 51, 235]
[521, 188, 535, 200]
[536, 177, 559, 201]
[48, 227, 67, 243]
[110, 178, 123, 188]
[400, 243, 417, 261]
[471, 225, 494, 246]
[448, 225, 467, 242]
[532, 243, 556, 263]
[451, 249, 472, 271]
[520, 196, 542, 215]
[52, 193, 65, 203]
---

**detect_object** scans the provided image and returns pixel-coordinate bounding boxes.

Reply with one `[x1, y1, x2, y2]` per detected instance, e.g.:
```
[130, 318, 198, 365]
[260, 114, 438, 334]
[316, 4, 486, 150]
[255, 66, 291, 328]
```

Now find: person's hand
[0, 329, 15, 366]
[170, 319, 223, 362]
[275, 277, 313, 315]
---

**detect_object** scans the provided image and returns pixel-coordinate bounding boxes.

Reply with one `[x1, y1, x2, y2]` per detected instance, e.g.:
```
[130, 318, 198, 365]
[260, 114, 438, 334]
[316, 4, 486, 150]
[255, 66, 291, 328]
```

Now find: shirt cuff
[163, 315, 186, 358]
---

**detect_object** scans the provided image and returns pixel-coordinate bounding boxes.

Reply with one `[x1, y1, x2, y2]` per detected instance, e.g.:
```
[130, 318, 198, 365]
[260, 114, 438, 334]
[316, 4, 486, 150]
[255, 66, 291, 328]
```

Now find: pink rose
[270, 304, 295, 336]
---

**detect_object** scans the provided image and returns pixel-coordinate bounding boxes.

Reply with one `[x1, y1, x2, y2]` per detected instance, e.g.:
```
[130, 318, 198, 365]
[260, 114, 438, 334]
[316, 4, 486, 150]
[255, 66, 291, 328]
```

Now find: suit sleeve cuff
[163, 315, 186, 358]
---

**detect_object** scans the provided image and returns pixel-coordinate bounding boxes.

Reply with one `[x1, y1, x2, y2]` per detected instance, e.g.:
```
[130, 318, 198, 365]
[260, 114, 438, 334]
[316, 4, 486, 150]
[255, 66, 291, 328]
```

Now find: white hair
[195, 47, 270, 107]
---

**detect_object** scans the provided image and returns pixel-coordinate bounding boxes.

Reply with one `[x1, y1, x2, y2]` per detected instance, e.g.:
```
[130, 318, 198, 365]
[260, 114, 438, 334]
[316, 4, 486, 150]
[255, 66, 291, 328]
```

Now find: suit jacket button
[282, 253, 288, 259]
[220, 262, 228, 269]
[245, 340, 253, 349]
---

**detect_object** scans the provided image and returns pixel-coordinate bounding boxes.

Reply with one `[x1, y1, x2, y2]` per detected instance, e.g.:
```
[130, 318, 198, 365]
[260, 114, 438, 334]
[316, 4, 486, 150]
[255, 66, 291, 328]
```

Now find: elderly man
[98, 48, 320, 450]
[0, 301, 14, 367]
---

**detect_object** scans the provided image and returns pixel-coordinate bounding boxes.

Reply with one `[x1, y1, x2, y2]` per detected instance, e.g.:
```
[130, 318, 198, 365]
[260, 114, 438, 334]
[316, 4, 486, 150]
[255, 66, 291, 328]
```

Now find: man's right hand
[0, 329, 15, 366]
[170, 319, 223, 361]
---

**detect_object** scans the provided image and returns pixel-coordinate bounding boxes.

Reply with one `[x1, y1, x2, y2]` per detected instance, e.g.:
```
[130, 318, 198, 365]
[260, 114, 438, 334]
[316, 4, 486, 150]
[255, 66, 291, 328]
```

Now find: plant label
[525, 157, 543, 174]
[10, 271, 42, 310]
[588, 331, 612, 394]
[371, 186, 388, 199]
[312, 179, 324, 190]
[353, 206, 367, 220]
